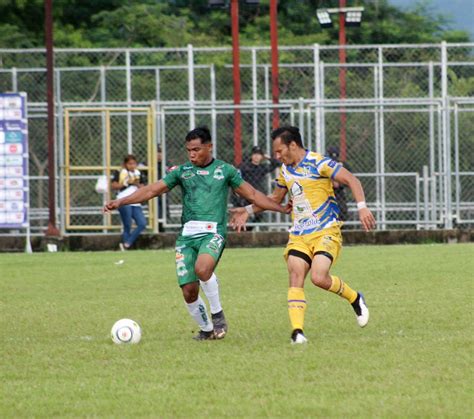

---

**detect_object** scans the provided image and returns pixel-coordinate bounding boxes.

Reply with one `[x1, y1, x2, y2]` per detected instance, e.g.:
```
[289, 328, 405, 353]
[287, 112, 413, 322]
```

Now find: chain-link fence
[0, 42, 472, 235]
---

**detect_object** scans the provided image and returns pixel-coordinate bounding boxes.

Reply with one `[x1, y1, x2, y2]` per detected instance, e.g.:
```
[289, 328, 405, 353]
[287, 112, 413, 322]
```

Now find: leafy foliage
[0, 0, 470, 49]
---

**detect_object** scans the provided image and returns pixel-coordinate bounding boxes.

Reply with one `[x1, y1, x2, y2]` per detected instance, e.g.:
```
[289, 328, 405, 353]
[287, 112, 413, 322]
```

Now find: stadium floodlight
[316, 10, 333, 28]
[345, 9, 363, 27]
[316, 4, 364, 162]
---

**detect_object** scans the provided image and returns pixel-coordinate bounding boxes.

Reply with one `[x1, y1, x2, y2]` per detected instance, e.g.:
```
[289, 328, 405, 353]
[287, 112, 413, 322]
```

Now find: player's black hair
[185, 126, 212, 144]
[271, 126, 304, 148]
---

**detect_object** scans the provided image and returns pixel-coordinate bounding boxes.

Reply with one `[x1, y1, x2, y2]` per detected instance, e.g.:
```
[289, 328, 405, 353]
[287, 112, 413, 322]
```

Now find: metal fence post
[161, 108, 168, 226]
[264, 65, 271, 152]
[11, 67, 17, 91]
[125, 50, 132, 154]
[57, 102, 65, 236]
[453, 102, 461, 222]
[155, 68, 161, 152]
[100, 66, 107, 231]
[378, 47, 386, 230]
[428, 61, 437, 228]
[423, 165, 429, 228]
[320, 60, 326, 153]
[298, 97, 304, 143]
[441, 41, 452, 229]
[187, 44, 195, 129]
[252, 48, 258, 146]
[210, 64, 217, 158]
[373, 63, 382, 227]
[416, 173, 420, 230]
[313, 43, 322, 153]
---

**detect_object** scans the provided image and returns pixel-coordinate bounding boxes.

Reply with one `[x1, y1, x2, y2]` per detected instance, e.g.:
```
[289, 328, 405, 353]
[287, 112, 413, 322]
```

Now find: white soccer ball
[111, 318, 142, 344]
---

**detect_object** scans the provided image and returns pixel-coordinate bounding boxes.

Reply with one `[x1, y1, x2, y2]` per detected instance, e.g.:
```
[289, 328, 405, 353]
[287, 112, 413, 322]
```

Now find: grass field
[1, 244, 473, 417]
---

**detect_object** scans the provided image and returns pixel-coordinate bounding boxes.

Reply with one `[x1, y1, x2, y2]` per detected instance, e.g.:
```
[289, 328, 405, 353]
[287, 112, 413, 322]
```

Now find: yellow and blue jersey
[276, 150, 343, 236]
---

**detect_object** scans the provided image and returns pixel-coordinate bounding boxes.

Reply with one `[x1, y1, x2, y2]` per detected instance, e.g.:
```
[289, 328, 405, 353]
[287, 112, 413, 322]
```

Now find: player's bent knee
[311, 272, 327, 286]
[194, 265, 213, 282]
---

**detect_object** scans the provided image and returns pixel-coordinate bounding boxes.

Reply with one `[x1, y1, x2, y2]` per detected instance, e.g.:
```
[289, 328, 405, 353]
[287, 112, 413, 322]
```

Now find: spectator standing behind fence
[326, 146, 350, 222]
[233, 146, 280, 223]
[111, 155, 147, 250]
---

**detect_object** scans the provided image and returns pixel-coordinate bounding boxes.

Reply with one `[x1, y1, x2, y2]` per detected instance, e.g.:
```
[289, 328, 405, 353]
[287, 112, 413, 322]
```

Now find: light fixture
[345, 10, 363, 27]
[316, 6, 364, 29]
[316, 10, 333, 28]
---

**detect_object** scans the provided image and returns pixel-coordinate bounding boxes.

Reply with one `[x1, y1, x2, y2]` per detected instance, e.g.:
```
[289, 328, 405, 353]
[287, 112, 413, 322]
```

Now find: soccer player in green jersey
[104, 127, 288, 340]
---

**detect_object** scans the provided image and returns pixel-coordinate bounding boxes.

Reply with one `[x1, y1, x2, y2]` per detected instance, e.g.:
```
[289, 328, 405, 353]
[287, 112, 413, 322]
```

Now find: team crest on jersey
[290, 182, 304, 197]
[213, 166, 224, 180]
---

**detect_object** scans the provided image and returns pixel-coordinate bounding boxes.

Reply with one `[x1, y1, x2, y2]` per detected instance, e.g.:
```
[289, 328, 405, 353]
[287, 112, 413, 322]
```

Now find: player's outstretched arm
[333, 167, 376, 232]
[230, 185, 288, 232]
[103, 180, 169, 213]
[235, 182, 287, 213]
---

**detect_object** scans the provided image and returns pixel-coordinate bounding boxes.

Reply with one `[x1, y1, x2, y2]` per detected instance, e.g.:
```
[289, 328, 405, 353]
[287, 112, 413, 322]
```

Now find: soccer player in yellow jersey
[231, 126, 376, 344]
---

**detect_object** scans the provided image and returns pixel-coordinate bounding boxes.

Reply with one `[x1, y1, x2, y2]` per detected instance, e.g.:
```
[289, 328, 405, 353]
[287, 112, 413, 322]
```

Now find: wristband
[357, 201, 367, 210]
[245, 204, 254, 216]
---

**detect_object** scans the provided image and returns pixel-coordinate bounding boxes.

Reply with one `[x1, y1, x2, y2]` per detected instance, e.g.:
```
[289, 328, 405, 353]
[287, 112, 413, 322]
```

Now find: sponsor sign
[0, 93, 29, 229]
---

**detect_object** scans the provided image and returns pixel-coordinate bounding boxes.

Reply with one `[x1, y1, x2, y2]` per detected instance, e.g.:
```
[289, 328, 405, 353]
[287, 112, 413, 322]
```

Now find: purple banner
[0, 93, 29, 229]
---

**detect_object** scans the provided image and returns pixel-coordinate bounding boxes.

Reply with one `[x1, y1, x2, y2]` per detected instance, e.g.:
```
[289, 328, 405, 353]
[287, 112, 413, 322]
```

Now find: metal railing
[0, 42, 472, 235]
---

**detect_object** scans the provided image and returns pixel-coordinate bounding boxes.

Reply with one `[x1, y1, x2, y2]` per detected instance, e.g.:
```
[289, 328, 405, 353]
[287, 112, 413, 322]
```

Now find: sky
[388, 0, 474, 40]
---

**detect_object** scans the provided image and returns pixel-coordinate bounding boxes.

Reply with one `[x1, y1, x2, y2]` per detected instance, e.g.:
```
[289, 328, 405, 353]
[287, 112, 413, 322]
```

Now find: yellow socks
[288, 287, 307, 331]
[329, 275, 358, 303]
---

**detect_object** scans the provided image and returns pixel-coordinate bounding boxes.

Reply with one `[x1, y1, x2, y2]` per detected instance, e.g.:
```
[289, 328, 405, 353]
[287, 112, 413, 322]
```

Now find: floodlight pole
[270, 0, 280, 129]
[231, 0, 242, 165]
[338, 0, 347, 162]
[45, 0, 60, 236]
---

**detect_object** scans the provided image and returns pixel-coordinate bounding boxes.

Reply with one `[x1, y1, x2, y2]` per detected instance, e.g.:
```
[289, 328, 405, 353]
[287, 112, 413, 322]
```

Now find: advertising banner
[0, 93, 29, 229]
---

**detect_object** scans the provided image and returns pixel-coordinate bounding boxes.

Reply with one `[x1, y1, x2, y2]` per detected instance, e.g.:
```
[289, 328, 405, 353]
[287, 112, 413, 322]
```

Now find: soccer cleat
[351, 292, 369, 327]
[290, 329, 308, 345]
[192, 329, 216, 341]
[211, 310, 228, 339]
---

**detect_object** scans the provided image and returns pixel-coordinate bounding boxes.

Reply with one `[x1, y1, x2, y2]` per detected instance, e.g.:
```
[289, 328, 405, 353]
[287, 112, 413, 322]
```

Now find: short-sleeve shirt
[111, 168, 143, 206]
[163, 158, 244, 237]
[275, 150, 342, 235]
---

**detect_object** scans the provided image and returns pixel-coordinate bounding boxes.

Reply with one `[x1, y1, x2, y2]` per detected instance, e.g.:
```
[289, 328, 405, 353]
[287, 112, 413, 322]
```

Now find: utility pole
[45, 0, 60, 236]
[231, 0, 242, 165]
[270, 0, 280, 129]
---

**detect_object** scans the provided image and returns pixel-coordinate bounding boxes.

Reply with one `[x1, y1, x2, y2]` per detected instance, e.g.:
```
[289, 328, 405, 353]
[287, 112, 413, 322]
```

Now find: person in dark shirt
[233, 146, 280, 223]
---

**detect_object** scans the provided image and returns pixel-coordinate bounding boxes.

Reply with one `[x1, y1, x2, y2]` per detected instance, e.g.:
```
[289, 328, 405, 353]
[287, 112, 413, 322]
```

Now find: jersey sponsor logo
[176, 260, 188, 277]
[175, 252, 185, 261]
[213, 167, 224, 180]
[291, 217, 321, 232]
[181, 171, 195, 180]
[197, 170, 209, 175]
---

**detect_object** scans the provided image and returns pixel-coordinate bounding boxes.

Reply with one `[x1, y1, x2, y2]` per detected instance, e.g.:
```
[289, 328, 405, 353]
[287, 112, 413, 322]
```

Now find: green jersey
[163, 159, 244, 237]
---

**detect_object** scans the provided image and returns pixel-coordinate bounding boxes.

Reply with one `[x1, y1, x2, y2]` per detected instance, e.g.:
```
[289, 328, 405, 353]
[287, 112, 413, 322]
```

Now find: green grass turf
[0, 244, 472, 417]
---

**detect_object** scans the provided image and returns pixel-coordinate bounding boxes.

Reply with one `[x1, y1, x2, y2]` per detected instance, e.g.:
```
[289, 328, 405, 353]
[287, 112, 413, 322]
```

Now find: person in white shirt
[111, 155, 147, 250]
